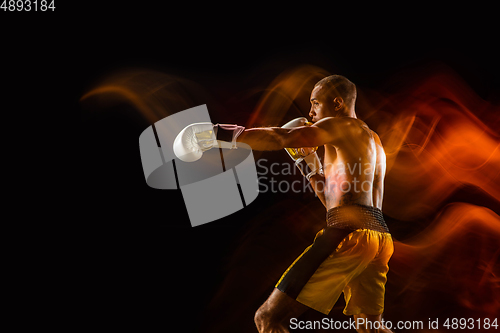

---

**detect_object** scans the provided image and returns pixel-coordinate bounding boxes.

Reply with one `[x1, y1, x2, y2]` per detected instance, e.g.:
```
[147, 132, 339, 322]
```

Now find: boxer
[174, 75, 394, 333]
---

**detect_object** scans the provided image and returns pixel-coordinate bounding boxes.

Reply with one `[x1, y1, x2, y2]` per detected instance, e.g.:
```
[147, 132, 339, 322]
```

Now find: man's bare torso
[322, 118, 386, 210]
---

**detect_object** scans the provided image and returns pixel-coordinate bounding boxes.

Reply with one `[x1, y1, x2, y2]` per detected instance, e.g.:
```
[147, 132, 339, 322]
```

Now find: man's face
[309, 85, 339, 122]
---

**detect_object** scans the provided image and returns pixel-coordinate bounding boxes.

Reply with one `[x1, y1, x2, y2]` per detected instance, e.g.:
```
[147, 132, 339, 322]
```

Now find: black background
[4, 3, 498, 332]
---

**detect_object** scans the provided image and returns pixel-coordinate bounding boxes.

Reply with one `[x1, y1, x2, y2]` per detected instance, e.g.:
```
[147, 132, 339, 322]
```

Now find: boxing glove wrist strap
[214, 124, 245, 149]
[295, 153, 324, 180]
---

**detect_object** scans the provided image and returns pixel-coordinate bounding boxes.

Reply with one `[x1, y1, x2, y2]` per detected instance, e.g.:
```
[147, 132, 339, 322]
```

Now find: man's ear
[333, 97, 344, 111]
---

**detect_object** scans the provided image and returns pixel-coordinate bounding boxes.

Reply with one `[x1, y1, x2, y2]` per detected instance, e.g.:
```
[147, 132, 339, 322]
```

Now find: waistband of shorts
[326, 204, 390, 233]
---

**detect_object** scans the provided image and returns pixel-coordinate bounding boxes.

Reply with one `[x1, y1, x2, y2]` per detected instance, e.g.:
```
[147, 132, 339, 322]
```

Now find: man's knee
[254, 306, 282, 332]
[254, 306, 265, 327]
[254, 306, 271, 327]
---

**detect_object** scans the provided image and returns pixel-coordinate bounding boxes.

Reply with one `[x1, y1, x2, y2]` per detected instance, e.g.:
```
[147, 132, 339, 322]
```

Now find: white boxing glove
[281, 117, 324, 180]
[173, 122, 245, 162]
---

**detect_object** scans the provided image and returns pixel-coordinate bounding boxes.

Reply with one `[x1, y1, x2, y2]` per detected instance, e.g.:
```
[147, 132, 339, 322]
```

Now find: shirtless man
[237, 75, 394, 333]
[174, 75, 394, 333]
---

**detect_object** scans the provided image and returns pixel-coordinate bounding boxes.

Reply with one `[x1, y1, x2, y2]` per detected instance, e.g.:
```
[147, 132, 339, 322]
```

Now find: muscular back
[321, 118, 386, 210]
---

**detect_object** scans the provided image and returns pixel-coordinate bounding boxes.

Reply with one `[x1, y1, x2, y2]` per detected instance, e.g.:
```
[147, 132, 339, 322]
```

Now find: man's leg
[353, 313, 394, 333]
[255, 288, 309, 333]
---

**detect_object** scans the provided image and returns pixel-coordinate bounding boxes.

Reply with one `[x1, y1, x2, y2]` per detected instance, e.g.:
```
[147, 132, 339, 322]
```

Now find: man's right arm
[309, 174, 327, 208]
[372, 132, 386, 210]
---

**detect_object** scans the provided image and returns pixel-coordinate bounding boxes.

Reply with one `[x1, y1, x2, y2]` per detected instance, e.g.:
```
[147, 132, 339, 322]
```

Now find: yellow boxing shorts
[275, 204, 394, 316]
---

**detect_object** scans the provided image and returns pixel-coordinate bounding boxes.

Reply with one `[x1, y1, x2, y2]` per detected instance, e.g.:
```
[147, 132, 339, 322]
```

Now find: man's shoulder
[312, 117, 372, 141]
[312, 116, 358, 130]
[366, 127, 383, 148]
[350, 118, 383, 146]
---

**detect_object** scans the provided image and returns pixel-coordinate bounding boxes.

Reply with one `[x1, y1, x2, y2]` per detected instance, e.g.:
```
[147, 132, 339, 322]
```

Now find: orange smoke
[246, 65, 330, 128]
[372, 66, 500, 221]
[391, 203, 500, 315]
[80, 70, 214, 124]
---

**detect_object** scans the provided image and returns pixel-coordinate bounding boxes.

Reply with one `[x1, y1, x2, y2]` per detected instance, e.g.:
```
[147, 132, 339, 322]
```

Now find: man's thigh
[259, 288, 310, 323]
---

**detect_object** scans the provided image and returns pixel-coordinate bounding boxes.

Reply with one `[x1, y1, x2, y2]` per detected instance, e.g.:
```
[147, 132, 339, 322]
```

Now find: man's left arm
[237, 117, 346, 151]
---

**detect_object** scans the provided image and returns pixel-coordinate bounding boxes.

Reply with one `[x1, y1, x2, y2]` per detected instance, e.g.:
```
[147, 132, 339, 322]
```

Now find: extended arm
[237, 117, 349, 151]
[236, 127, 292, 150]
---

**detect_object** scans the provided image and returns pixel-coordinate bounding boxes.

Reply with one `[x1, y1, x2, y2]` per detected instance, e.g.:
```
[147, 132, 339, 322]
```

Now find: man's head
[309, 75, 357, 122]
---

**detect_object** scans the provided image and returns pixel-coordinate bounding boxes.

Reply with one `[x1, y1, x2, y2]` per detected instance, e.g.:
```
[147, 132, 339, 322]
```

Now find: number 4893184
[1, 0, 56, 11]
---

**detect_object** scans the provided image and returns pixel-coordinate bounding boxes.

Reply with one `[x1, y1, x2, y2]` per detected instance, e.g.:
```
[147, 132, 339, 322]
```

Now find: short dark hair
[314, 75, 357, 110]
